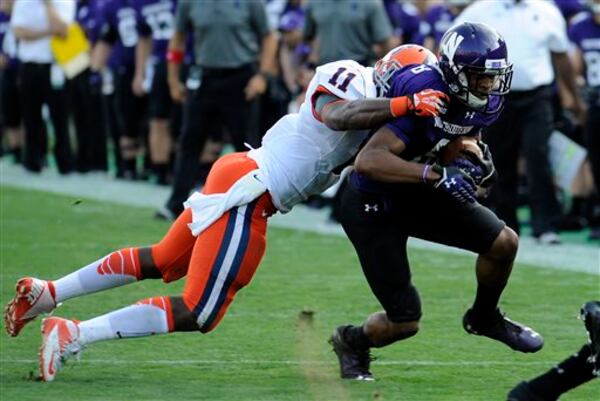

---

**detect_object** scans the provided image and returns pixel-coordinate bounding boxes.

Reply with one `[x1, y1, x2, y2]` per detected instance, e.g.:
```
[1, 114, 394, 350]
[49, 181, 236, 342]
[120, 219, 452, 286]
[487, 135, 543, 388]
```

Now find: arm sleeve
[384, 117, 415, 147]
[174, 0, 190, 34]
[99, 15, 118, 45]
[249, 0, 271, 37]
[136, 11, 152, 38]
[368, 0, 393, 43]
[546, 4, 569, 53]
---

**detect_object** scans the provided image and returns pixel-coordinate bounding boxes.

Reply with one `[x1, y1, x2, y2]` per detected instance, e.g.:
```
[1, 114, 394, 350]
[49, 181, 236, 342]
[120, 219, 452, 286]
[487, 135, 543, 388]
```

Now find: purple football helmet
[439, 22, 513, 113]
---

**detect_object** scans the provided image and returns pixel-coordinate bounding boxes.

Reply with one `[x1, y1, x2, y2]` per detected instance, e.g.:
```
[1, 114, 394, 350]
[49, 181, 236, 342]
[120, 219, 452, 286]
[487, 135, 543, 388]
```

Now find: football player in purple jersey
[91, 0, 147, 179]
[384, 0, 428, 46]
[330, 22, 544, 382]
[132, 0, 177, 185]
[568, 0, 600, 240]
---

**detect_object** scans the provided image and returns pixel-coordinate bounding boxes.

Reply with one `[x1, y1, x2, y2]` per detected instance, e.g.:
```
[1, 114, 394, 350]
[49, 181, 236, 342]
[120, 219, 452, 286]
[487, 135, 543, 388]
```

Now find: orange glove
[390, 89, 449, 118]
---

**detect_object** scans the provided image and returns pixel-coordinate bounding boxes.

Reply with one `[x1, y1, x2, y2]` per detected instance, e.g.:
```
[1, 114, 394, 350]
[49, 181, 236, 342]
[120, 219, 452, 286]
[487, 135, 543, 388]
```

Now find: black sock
[153, 163, 168, 184]
[343, 325, 374, 350]
[569, 196, 586, 217]
[528, 344, 596, 399]
[471, 282, 505, 321]
[123, 159, 137, 175]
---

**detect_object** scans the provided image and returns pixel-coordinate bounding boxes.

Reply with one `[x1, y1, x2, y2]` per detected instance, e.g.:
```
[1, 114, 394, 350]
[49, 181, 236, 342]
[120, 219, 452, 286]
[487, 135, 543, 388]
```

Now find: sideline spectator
[0, 0, 22, 163]
[568, 0, 600, 239]
[69, 0, 108, 173]
[303, 0, 395, 66]
[384, 0, 428, 46]
[456, 0, 587, 244]
[424, 0, 471, 52]
[10, 0, 76, 174]
[132, 0, 177, 185]
[158, 0, 278, 219]
[92, 0, 148, 179]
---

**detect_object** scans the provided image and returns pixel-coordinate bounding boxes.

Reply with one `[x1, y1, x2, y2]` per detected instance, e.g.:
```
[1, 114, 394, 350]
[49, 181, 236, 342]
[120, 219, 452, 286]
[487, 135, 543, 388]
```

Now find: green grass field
[1, 186, 598, 401]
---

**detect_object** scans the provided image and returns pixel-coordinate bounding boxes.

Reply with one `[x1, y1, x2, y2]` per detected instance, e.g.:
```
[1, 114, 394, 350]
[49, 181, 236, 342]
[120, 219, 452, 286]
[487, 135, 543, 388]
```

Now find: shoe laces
[490, 310, 523, 335]
[23, 281, 44, 305]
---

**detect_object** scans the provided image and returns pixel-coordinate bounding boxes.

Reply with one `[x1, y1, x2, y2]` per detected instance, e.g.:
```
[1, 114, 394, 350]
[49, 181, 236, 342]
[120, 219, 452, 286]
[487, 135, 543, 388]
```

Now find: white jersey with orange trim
[248, 60, 377, 212]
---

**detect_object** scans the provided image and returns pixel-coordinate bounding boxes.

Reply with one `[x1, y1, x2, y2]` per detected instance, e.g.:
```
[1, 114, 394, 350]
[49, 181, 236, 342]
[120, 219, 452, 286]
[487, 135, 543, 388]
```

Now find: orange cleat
[39, 317, 83, 382]
[4, 278, 56, 337]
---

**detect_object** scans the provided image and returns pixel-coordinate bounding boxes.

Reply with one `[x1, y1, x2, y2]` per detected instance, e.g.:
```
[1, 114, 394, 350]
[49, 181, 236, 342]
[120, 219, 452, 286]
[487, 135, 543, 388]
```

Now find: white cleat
[4, 277, 56, 337]
[39, 317, 83, 382]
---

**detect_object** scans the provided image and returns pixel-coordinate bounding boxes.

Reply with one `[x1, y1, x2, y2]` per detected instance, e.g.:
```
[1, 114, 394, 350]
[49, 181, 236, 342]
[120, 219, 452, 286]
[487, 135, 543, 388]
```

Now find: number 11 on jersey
[328, 67, 356, 92]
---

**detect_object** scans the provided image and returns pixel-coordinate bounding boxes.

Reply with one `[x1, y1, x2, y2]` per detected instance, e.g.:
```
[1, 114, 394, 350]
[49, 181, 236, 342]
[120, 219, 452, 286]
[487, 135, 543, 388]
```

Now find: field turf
[1, 186, 598, 401]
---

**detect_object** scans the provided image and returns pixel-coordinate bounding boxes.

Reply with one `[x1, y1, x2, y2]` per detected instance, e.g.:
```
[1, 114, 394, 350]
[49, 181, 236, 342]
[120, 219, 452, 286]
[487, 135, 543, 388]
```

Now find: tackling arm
[318, 89, 448, 131]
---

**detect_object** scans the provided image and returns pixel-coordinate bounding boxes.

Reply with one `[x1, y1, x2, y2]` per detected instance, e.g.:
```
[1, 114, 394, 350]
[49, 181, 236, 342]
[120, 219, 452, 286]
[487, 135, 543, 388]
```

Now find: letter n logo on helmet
[441, 31, 464, 63]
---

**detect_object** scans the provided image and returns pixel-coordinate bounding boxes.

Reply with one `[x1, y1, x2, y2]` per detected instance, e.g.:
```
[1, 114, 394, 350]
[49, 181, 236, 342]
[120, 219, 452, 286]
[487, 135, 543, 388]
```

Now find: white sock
[78, 297, 173, 346]
[53, 248, 141, 303]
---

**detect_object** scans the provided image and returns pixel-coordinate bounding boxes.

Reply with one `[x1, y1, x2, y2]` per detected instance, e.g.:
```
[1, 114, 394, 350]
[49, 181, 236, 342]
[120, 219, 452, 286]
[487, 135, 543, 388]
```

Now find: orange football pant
[150, 152, 275, 332]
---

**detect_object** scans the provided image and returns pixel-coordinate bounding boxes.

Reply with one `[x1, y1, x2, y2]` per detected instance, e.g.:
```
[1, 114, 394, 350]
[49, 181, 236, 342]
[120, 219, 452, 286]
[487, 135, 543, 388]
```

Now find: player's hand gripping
[429, 164, 477, 203]
[408, 89, 449, 117]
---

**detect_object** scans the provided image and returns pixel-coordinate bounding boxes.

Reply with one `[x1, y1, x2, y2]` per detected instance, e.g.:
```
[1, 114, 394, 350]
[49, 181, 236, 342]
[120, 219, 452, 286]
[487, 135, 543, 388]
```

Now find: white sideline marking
[1, 160, 598, 274]
[0, 358, 552, 367]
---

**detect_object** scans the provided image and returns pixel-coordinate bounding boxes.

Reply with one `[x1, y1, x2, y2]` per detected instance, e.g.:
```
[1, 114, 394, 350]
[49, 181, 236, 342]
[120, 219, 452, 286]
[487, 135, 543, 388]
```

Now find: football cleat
[580, 300, 600, 375]
[329, 325, 374, 381]
[463, 309, 544, 353]
[4, 277, 56, 337]
[506, 381, 546, 401]
[39, 317, 83, 382]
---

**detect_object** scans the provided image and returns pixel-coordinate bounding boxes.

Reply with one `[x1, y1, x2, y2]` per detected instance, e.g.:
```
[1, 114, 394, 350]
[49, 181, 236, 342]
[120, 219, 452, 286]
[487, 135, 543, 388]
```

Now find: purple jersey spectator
[425, 4, 459, 47]
[77, 0, 111, 44]
[555, 0, 586, 21]
[568, 11, 600, 87]
[384, 0, 427, 45]
[99, 0, 141, 70]
[351, 65, 502, 194]
[0, 10, 17, 67]
[133, 0, 175, 61]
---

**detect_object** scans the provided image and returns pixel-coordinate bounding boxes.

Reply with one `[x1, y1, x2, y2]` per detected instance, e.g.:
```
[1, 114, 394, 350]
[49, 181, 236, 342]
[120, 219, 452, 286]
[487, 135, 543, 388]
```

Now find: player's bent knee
[486, 226, 519, 263]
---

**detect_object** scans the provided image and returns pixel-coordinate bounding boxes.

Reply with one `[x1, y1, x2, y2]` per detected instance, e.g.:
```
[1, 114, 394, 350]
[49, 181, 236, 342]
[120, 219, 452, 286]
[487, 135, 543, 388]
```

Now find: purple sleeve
[135, 2, 152, 38]
[384, 117, 416, 146]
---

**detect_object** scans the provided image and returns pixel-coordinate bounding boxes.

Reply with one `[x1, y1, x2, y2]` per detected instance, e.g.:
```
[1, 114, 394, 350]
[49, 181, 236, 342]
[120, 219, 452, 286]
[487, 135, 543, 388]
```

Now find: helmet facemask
[374, 58, 402, 96]
[446, 60, 513, 112]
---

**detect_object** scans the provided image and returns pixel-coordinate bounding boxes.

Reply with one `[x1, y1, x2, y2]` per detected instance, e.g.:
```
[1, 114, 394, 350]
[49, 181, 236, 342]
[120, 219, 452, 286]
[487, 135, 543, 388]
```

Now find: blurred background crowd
[0, 0, 599, 243]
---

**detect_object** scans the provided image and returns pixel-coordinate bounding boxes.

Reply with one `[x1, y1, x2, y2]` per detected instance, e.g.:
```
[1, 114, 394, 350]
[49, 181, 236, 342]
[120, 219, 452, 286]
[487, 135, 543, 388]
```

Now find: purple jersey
[100, 0, 141, 69]
[384, 0, 426, 45]
[554, 0, 586, 21]
[134, 0, 175, 61]
[425, 4, 459, 47]
[568, 12, 600, 88]
[77, 0, 110, 44]
[0, 11, 17, 68]
[351, 65, 502, 194]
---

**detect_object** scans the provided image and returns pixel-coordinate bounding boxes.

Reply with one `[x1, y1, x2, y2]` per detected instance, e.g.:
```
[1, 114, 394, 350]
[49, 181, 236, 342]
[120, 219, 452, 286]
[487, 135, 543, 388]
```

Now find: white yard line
[0, 358, 552, 367]
[1, 161, 598, 275]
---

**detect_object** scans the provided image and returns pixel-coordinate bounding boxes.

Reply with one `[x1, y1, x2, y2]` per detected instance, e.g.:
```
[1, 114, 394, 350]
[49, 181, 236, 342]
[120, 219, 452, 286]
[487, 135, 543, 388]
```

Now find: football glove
[430, 164, 477, 203]
[459, 140, 496, 189]
[408, 89, 449, 117]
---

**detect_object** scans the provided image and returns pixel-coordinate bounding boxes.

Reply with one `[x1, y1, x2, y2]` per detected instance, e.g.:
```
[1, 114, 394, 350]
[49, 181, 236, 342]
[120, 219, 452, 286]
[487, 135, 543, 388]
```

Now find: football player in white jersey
[4, 46, 449, 382]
